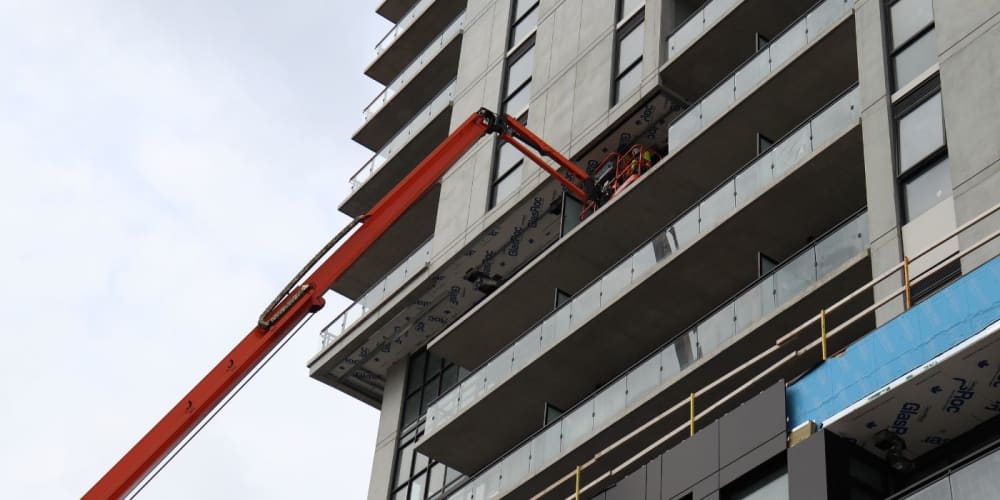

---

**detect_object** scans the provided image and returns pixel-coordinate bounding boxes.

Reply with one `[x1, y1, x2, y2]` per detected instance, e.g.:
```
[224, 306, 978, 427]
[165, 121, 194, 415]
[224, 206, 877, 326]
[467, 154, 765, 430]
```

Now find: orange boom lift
[86, 109, 651, 498]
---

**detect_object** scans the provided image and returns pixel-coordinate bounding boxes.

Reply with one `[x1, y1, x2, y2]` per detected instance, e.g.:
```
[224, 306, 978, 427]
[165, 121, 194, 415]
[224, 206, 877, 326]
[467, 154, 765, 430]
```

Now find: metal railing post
[903, 256, 912, 310]
[575, 465, 581, 500]
[689, 393, 696, 437]
[820, 308, 828, 361]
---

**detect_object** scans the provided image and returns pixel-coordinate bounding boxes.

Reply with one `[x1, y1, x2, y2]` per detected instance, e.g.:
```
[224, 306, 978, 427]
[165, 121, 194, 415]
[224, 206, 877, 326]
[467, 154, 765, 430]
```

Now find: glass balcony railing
[667, 0, 741, 59]
[349, 80, 456, 192]
[374, 0, 436, 57]
[319, 239, 433, 350]
[444, 210, 869, 500]
[363, 14, 464, 122]
[425, 84, 860, 438]
[668, 0, 851, 148]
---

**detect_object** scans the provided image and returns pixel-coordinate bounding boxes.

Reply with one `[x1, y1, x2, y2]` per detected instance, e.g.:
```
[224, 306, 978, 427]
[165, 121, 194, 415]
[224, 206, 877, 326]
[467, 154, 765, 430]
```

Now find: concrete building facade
[309, 0, 1000, 498]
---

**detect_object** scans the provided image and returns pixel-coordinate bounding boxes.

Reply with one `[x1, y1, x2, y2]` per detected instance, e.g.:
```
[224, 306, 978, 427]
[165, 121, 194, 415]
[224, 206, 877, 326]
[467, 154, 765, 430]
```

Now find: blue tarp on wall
[786, 255, 1000, 429]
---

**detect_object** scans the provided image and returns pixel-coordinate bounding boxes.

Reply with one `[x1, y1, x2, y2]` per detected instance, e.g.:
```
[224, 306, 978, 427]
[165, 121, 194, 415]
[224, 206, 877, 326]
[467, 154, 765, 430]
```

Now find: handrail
[347, 79, 457, 191]
[667, 0, 851, 130]
[425, 84, 861, 435]
[363, 13, 465, 122]
[534, 200, 1000, 500]
[373, 0, 435, 56]
[777, 199, 1000, 345]
[438, 209, 868, 499]
[318, 238, 433, 349]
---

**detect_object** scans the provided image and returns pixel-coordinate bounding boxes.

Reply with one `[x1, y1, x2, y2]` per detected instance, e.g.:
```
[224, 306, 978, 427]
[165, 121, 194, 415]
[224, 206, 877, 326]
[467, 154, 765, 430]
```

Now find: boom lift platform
[86, 109, 653, 498]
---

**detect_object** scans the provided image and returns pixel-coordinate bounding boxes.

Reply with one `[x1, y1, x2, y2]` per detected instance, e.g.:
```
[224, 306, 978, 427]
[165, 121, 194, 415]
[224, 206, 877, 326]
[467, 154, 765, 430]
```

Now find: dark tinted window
[903, 157, 951, 221]
[893, 29, 936, 89]
[898, 92, 944, 173]
[889, 0, 933, 49]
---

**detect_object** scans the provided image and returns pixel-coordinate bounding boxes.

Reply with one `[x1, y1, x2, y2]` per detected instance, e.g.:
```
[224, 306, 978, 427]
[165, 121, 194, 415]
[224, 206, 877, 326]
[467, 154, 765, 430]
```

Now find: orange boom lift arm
[85, 110, 589, 499]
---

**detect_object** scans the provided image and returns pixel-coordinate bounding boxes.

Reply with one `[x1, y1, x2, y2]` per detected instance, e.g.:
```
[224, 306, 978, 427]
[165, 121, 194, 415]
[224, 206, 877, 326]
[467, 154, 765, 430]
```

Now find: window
[886, 0, 937, 90]
[510, 0, 539, 48]
[618, 0, 643, 20]
[560, 193, 583, 236]
[489, 0, 539, 209]
[504, 43, 534, 118]
[391, 351, 466, 499]
[895, 89, 951, 222]
[614, 6, 645, 104]
[897, 92, 944, 173]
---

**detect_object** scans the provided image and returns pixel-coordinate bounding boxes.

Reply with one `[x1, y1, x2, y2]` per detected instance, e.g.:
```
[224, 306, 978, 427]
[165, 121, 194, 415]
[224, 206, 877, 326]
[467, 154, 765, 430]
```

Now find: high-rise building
[309, 1, 1000, 498]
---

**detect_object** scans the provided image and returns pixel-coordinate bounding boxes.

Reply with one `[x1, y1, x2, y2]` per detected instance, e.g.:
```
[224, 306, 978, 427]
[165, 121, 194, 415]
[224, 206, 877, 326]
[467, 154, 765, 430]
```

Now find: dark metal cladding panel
[646, 455, 662, 500]
[787, 429, 830, 500]
[661, 421, 720, 500]
[719, 433, 786, 487]
[719, 381, 787, 468]
[607, 465, 647, 500]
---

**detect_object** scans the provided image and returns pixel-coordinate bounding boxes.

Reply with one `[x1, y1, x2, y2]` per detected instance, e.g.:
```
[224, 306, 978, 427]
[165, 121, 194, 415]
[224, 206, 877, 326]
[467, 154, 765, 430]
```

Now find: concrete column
[854, 0, 906, 325]
[366, 359, 407, 500]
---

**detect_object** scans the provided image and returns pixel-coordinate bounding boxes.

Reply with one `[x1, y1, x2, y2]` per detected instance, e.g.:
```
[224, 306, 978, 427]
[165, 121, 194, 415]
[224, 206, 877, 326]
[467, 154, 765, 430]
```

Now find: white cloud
[0, 1, 390, 498]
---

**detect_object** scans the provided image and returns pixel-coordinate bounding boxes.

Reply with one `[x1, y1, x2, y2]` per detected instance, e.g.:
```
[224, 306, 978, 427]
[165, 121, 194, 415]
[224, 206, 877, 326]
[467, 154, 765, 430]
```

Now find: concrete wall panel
[571, 38, 613, 140]
[933, 0, 1000, 54]
[939, 18, 1000, 192]
[579, 0, 615, 51]
[860, 97, 899, 242]
[543, 66, 578, 151]
[854, 0, 888, 111]
[548, 0, 584, 81]
[456, 4, 500, 96]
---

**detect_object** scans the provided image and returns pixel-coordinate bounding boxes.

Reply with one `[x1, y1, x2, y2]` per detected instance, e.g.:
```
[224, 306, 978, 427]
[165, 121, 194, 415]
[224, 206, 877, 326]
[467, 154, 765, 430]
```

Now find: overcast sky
[0, 1, 391, 497]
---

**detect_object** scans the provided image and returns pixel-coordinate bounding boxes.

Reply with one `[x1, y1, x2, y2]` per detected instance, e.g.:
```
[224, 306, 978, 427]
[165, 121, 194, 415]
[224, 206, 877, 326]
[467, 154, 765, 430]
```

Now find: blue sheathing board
[786, 255, 1000, 430]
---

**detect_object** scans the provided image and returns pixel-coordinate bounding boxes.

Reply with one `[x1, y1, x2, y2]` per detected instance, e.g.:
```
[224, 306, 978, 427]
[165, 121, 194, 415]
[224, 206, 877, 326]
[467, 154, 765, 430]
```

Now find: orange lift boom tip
[85, 109, 598, 499]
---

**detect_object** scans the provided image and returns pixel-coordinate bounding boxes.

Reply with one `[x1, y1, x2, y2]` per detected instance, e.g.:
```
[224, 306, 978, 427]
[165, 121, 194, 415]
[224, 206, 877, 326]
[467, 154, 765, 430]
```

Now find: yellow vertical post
[575, 465, 581, 500]
[689, 393, 696, 437]
[820, 308, 828, 361]
[903, 256, 912, 310]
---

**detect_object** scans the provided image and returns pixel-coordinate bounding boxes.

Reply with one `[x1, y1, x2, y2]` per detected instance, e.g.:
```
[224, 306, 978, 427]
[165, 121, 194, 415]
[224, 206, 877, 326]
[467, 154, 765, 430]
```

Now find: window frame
[502, 38, 535, 120]
[391, 350, 465, 499]
[613, 8, 645, 105]
[509, 0, 540, 50]
[489, 1, 539, 210]
[892, 81, 951, 223]
[885, 0, 937, 91]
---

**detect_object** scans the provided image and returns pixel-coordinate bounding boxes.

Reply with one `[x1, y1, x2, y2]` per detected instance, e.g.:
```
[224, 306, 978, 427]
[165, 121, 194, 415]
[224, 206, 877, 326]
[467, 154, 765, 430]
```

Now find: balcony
[441, 211, 873, 499]
[667, 0, 854, 148]
[366, 0, 464, 85]
[428, 3, 857, 372]
[663, 0, 847, 99]
[489, 207, 1000, 500]
[320, 239, 433, 350]
[329, 84, 454, 302]
[353, 14, 464, 153]
[419, 86, 866, 472]
[340, 81, 455, 220]
[377, 0, 418, 23]
[310, 179, 577, 405]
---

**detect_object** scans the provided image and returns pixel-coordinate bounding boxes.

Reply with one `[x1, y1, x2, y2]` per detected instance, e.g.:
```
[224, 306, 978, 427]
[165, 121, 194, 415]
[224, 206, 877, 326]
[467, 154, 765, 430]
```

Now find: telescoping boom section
[85, 110, 591, 499]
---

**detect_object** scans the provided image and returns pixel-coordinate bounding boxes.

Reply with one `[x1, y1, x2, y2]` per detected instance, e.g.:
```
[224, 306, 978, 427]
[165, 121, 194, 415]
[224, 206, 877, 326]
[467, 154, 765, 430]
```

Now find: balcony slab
[662, 0, 814, 99]
[353, 35, 462, 152]
[340, 102, 453, 219]
[429, 16, 858, 370]
[332, 187, 438, 301]
[367, 2, 464, 85]
[419, 126, 867, 472]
